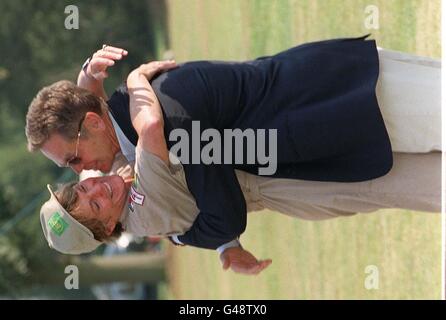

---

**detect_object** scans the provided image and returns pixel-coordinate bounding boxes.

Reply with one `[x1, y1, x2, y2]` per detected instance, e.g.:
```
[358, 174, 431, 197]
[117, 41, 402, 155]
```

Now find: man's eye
[69, 158, 81, 165]
[93, 202, 100, 211]
[67, 157, 81, 166]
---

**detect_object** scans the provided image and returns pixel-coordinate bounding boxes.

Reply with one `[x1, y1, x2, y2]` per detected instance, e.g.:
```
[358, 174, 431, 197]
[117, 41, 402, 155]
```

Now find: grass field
[160, 0, 442, 299]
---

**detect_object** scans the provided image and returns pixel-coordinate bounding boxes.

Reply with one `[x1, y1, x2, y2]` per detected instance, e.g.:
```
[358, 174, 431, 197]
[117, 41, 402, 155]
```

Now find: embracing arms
[77, 46, 271, 275]
[126, 64, 271, 274]
[126, 61, 176, 163]
[130, 64, 271, 274]
[76, 46, 175, 162]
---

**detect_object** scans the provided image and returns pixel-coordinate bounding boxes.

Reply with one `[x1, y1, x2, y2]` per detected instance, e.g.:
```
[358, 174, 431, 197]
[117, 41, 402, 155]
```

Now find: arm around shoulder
[127, 67, 169, 162]
[138, 119, 168, 163]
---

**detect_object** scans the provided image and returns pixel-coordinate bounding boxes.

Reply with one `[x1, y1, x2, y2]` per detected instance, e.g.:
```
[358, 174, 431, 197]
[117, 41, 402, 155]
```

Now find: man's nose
[70, 163, 84, 175]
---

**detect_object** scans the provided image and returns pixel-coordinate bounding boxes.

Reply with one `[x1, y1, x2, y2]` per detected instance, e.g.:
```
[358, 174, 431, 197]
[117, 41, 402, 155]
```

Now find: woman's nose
[88, 182, 106, 197]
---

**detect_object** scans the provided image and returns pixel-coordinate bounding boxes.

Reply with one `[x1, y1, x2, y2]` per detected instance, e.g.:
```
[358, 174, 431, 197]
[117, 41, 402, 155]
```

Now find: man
[26, 37, 440, 273]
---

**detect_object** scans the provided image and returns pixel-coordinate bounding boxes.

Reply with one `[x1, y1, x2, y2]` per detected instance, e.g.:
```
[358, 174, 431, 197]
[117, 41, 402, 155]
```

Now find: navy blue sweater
[107, 35, 392, 249]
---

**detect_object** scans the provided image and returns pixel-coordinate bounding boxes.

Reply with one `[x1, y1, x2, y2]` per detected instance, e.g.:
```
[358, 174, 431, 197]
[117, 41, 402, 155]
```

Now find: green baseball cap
[40, 184, 102, 254]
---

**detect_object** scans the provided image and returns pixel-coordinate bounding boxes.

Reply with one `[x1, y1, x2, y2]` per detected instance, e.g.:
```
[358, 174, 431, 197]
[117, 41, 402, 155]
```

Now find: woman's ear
[84, 111, 106, 132]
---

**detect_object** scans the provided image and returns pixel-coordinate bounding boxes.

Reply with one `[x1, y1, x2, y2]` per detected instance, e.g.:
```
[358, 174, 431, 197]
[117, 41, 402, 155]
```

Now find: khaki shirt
[117, 149, 360, 238]
[120, 147, 200, 237]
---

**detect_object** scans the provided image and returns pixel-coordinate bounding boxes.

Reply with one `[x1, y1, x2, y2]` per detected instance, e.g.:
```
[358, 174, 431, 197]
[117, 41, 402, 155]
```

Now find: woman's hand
[220, 246, 272, 275]
[136, 60, 178, 81]
[87, 45, 128, 80]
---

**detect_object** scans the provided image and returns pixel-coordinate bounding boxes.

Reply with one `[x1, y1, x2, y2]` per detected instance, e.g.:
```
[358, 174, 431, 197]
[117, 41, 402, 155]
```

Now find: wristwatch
[82, 56, 92, 72]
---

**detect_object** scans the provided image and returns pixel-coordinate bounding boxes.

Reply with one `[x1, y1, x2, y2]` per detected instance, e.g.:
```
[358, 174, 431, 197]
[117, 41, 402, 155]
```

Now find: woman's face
[73, 175, 129, 235]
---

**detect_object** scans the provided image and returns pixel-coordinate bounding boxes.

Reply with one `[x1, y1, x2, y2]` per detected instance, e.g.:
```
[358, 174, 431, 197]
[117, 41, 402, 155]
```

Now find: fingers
[137, 60, 178, 80]
[262, 259, 272, 266]
[255, 259, 272, 274]
[158, 60, 178, 71]
[86, 45, 127, 81]
[93, 50, 124, 61]
[91, 57, 115, 68]
[231, 259, 272, 275]
[247, 260, 271, 275]
[102, 45, 128, 56]
[222, 258, 231, 270]
[88, 57, 113, 80]
[149, 60, 177, 69]
[92, 45, 128, 69]
[151, 60, 178, 72]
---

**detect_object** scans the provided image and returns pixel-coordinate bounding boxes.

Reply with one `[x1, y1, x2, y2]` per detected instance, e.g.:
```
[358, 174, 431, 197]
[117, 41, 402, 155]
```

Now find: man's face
[72, 175, 129, 235]
[40, 113, 118, 174]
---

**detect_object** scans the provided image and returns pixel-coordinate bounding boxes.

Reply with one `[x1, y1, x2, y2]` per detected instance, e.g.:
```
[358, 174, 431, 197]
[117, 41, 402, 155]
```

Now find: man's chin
[99, 162, 113, 174]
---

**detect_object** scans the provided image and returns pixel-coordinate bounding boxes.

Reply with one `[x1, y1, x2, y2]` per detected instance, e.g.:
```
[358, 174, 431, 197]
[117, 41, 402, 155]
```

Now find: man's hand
[220, 246, 272, 275]
[86, 45, 128, 80]
[137, 60, 178, 81]
[78, 45, 128, 100]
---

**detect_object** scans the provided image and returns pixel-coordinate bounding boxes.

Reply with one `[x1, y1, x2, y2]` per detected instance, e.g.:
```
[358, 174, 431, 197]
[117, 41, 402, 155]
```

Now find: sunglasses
[64, 117, 85, 168]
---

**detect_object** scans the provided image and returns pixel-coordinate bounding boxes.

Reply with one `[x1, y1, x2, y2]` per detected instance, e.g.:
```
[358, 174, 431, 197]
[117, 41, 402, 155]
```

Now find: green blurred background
[0, 0, 441, 299]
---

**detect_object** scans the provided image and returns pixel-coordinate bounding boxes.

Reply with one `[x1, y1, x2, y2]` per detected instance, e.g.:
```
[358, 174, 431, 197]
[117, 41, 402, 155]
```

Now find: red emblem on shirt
[130, 185, 145, 206]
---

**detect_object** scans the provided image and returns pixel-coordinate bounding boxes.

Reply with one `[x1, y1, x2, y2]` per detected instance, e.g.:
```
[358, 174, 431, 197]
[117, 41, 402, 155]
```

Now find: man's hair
[25, 80, 107, 152]
[55, 182, 123, 242]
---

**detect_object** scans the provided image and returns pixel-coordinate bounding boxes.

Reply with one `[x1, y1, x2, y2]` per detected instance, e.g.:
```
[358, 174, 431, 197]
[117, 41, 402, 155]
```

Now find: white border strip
[442, 0, 445, 301]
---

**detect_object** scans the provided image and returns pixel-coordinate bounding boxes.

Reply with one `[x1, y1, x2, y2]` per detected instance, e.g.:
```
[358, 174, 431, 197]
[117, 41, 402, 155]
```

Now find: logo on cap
[48, 212, 69, 236]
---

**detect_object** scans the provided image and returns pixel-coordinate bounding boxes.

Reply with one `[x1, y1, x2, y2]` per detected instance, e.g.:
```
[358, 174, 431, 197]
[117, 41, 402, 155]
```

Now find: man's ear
[84, 111, 106, 132]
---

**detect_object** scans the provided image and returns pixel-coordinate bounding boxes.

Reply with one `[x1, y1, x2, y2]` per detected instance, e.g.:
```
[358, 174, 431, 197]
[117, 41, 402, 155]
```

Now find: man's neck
[102, 112, 121, 157]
